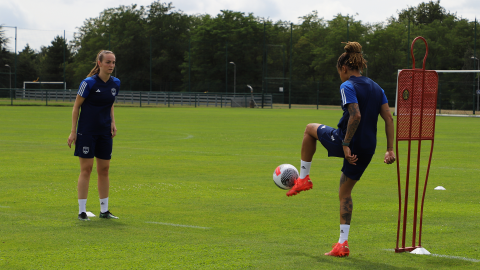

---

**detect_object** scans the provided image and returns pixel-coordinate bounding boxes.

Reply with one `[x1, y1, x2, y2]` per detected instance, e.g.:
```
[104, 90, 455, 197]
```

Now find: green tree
[364, 21, 409, 82]
[388, 1, 474, 72]
[17, 44, 38, 87]
[0, 26, 14, 89]
[262, 20, 292, 94]
[396, 0, 453, 25]
[310, 15, 368, 82]
[293, 11, 328, 82]
[40, 36, 72, 87]
[0, 26, 9, 63]
[72, 4, 147, 89]
[63, 0, 476, 107]
[183, 10, 267, 93]
[146, 1, 197, 91]
[72, 2, 196, 91]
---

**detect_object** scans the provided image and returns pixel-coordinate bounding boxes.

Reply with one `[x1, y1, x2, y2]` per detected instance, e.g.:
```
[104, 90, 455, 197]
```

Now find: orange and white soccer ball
[273, 164, 299, 190]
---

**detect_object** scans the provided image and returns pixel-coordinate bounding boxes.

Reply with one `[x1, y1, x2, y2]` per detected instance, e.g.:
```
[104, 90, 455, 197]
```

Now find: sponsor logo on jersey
[83, 146, 89, 154]
[331, 135, 335, 141]
[96, 89, 101, 92]
[111, 88, 116, 96]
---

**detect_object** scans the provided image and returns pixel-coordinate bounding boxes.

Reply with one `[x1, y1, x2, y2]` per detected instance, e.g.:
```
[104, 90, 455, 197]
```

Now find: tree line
[0, 0, 478, 105]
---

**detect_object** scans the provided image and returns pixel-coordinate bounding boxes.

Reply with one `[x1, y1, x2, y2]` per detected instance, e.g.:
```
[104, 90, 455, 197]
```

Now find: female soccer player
[68, 50, 120, 221]
[286, 42, 396, 257]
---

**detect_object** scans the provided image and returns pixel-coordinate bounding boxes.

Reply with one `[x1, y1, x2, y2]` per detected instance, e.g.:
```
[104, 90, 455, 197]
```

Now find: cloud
[443, 0, 480, 20]
[0, 1, 33, 28]
[1, 0, 478, 52]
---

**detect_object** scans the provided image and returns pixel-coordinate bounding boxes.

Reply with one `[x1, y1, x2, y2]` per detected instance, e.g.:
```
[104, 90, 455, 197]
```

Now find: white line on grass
[180, 134, 194, 140]
[0, 206, 11, 208]
[145, 221, 210, 230]
[114, 146, 331, 160]
[431, 254, 480, 262]
[437, 114, 480, 118]
[384, 249, 479, 262]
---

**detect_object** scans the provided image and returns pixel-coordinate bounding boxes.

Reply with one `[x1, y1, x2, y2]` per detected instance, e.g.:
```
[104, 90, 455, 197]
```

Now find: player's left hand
[384, 151, 396, 164]
[111, 123, 117, 138]
[343, 145, 358, 165]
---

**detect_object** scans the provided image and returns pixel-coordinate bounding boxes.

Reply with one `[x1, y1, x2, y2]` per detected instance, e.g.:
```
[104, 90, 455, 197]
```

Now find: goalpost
[395, 70, 480, 117]
[23, 81, 66, 90]
[21, 81, 67, 99]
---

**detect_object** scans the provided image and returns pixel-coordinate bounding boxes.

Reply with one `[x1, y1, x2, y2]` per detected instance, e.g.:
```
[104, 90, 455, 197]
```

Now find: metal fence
[0, 88, 272, 108]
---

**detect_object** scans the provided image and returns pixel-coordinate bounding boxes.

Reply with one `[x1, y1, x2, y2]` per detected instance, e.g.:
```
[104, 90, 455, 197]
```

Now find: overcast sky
[1, 0, 479, 52]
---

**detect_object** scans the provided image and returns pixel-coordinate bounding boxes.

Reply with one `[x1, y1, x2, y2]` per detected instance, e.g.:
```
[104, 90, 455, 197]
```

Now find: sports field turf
[0, 105, 479, 269]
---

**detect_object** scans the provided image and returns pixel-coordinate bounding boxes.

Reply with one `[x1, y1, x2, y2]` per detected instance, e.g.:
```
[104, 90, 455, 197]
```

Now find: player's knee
[305, 123, 320, 137]
[97, 165, 110, 176]
[80, 165, 93, 175]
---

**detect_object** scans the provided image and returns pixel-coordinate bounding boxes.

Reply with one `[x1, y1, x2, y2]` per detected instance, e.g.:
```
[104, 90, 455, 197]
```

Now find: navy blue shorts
[317, 124, 373, 180]
[74, 133, 113, 160]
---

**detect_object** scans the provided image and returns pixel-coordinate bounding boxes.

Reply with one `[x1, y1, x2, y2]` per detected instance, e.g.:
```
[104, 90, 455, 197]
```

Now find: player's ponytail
[336, 42, 367, 71]
[87, 50, 114, 77]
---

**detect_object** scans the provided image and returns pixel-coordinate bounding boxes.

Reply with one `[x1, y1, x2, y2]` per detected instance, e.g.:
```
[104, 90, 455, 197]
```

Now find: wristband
[342, 141, 350, 146]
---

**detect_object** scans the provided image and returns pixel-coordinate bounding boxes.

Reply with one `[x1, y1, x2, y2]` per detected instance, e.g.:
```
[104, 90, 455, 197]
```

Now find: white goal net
[395, 70, 480, 117]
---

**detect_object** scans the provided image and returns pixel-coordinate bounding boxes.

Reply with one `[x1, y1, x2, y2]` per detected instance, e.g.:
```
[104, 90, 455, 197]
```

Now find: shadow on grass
[291, 251, 417, 270]
[75, 219, 127, 229]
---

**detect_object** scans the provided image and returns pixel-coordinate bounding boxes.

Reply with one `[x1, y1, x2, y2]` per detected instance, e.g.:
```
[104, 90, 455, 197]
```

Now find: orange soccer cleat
[324, 241, 350, 257]
[286, 175, 313, 196]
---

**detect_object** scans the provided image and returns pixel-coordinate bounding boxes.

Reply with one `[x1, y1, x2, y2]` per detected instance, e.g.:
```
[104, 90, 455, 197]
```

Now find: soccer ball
[273, 164, 299, 190]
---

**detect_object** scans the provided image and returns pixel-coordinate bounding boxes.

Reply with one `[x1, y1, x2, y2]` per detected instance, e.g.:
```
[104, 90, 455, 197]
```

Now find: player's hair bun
[337, 41, 367, 71]
[344, 42, 362, 54]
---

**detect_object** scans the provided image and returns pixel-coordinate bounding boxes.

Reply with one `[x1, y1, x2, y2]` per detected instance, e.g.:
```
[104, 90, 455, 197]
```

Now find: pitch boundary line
[430, 254, 480, 262]
[384, 249, 479, 262]
[145, 221, 210, 230]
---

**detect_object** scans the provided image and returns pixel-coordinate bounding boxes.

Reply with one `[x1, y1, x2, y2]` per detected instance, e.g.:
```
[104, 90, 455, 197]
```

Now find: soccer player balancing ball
[273, 164, 299, 190]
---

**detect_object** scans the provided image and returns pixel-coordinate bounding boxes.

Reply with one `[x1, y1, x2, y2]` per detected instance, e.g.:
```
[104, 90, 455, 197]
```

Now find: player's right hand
[67, 132, 76, 148]
[343, 145, 358, 165]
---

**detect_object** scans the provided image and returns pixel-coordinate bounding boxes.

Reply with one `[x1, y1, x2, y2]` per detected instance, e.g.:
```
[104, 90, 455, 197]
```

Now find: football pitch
[0, 105, 479, 269]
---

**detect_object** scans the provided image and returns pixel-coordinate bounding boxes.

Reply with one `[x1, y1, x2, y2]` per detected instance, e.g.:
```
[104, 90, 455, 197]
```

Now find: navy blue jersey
[337, 76, 388, 155]
[77, 74, 120, 135]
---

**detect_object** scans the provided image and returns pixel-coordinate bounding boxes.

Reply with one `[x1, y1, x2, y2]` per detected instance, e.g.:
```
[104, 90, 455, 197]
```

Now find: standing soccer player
[68, 50, 120, 221]
[287, 42, 396, 257]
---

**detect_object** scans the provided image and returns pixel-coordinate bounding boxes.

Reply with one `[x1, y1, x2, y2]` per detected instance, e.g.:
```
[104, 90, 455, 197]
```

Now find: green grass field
[0, 105, 479, 269]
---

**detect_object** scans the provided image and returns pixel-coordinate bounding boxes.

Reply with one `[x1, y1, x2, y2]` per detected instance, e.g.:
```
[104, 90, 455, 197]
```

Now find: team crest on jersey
[83, 146, 89, 154]
[111, 88, 116, 96]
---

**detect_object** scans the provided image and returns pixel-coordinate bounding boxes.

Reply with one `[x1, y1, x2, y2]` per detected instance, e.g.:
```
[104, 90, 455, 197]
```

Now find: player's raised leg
[78, 157, 93, 221]
[286, 123, 320, 196]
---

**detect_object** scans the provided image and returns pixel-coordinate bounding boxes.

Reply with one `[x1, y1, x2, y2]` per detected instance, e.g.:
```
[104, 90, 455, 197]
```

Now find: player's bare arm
[379, 103, 396, 164]
[343, 103, 361, 165]
[110, 104, 117, 138]
[68, 95, 86, 148]
[344, 103, 361, 143]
